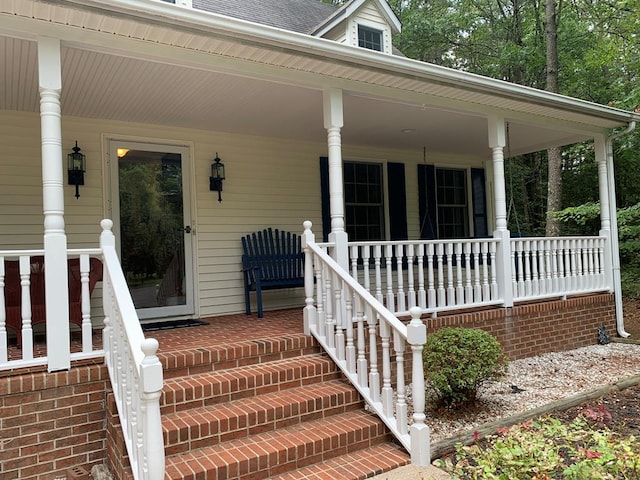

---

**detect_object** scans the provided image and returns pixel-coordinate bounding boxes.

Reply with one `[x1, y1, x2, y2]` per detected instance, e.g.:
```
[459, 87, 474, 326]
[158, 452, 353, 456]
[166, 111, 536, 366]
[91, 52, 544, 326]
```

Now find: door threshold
[141, 318, 208, 332]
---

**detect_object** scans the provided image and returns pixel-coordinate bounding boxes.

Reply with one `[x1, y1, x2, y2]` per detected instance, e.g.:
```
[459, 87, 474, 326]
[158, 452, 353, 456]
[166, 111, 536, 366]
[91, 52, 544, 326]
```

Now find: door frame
[103, 135, 197, 321]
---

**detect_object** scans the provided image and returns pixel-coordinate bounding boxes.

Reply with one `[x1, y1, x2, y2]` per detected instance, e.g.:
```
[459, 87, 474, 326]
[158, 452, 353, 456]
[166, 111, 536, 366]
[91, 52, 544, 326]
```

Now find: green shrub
[424, 328, 508, 409]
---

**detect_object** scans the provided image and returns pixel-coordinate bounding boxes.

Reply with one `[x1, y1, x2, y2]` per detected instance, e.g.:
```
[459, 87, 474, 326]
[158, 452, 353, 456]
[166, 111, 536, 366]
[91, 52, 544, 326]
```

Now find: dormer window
[358, 25, 383, 52]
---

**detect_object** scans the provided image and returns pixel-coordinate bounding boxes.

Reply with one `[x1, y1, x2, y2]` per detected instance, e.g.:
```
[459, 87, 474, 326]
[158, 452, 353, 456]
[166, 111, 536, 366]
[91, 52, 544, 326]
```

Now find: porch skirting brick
[0, 360, 109, 480]
[424, 293, 616, 360]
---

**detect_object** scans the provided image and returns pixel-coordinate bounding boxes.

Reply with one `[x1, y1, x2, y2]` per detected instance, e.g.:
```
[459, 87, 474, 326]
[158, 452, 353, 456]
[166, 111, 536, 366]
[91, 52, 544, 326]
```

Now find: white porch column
[487, 115, 513, 307]
[323, 88, 349, 270]
[38, 36, 71, 371]
[594, 135, 613, 291]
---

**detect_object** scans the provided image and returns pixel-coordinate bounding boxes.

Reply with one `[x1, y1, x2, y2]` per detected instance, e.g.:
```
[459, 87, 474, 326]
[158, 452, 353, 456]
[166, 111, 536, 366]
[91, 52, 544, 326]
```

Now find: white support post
[323, 88, 349, 270]
[302, 221, 317, 335]
[140, 338, 165, 480]
[407, 307, 429, 466]
[594, 136, 613, 292]
[487, 115, 513, 307]
[38, 36, 70, 372]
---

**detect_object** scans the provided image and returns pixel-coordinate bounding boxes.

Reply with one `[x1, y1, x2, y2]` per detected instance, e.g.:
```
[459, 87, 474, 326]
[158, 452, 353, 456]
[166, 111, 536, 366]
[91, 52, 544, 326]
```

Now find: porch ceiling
[0, 0, 636, 158]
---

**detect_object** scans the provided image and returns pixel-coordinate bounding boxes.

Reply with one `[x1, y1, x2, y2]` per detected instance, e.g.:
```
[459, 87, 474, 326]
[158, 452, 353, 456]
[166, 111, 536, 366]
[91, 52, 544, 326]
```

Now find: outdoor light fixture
[67, 141, 86, 199]
[209, 152, 225, 202]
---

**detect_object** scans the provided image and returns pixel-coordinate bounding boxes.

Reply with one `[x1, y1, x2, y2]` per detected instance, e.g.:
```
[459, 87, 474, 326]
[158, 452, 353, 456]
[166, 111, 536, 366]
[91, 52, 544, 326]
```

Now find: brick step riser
[164, 412, 392, 480]
[159, 338, 321, 380]
[160, 356, 341, 415]
[163, 382, 364, 456]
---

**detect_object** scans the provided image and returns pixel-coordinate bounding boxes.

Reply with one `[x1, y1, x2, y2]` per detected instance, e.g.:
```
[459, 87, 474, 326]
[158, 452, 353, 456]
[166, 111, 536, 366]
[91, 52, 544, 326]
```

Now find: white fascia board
[26, 0, 640, 127]
[312, 0, 401, 37]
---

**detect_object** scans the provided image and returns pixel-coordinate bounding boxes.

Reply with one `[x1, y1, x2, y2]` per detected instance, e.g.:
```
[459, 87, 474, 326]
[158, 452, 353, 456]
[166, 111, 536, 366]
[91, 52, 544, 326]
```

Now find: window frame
[435, 167, 471, 239]
[357, 25, 384, 52]
[343, 160, 386, 242]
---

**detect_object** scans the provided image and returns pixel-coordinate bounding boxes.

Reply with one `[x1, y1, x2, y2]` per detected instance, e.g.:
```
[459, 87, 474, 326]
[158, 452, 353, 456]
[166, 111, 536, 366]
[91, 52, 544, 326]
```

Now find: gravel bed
[420, 342, 640, 443]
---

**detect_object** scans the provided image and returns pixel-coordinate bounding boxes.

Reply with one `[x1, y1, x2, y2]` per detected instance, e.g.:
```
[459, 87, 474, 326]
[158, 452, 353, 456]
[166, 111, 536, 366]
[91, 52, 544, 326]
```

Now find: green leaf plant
[435, 410, 640, 479]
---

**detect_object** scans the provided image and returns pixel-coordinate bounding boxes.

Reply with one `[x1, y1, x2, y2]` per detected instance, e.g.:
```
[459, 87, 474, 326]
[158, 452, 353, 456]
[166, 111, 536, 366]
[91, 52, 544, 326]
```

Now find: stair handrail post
[140, 338, 165, 480]
[99, 220, 114, 361]
[407, 306, 430, 465]
[302, 221, 318, 335]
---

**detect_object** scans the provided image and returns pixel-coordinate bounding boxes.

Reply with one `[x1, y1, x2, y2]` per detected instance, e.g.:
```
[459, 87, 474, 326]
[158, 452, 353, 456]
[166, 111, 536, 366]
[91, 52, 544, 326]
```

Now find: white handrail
[302, 221, 430, 465]
[100, 219, 165, 480]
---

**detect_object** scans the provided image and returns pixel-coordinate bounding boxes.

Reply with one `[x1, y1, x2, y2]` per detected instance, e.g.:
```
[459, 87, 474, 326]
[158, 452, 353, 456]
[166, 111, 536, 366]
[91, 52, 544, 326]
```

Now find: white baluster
[19, 256, 34, 360]
[396, 244, 406, 312]
[374, 245, 383, 303]
[570, 239, 578, 292]
[552, 240, 560, 293]
[464, 242, 473, 303]
[480, 241, 489, 301]
[362, 245, 371, 294]
[455, 243, 464, 305]
[544, 240, 552, 294]
[80, 255, 93, 353]
[367, 309, 379, 402]
[345, 288, 355, 373]
[427, 243, 436, 308]
[406, 244, 416, 309]
[333, 272, 345, 361]
[436, 243, 445, 307]
[385, 244, 395, 311]
[473, 242, 481, 302]
[350, 245, 359, 284]
[530, 241, 539, 296]
[417, 244, 426, 309]
[314, 254, 325, 337]
[587, 239, 595, 290]
[490, 241, 498, 300]
[380, 318, 393, 417]
[446, 243, 455, 306]
[324, 268, 334, 347]
[510, 243, 518, 300]
[393, 329, 407, 435]
[356, 305, 367, 388]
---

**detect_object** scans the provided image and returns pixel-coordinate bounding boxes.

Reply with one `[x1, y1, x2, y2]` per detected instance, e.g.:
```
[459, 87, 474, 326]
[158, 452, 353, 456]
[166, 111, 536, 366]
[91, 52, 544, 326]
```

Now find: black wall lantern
[67, 141, 86, 199]
[209, 152, 225, 202]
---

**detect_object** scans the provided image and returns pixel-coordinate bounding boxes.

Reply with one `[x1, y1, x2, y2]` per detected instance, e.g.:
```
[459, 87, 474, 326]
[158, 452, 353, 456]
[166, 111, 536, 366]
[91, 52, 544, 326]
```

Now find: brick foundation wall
[0, 360, 109, 480]
[426, 293, 616, 360]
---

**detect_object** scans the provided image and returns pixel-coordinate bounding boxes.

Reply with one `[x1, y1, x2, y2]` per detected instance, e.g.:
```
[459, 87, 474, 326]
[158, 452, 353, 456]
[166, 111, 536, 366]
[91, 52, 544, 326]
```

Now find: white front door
[108, 140, 195, 320]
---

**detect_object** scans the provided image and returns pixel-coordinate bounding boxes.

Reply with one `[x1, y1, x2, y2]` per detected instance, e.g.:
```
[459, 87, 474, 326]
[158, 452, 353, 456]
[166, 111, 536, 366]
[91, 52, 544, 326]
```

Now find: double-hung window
[344, 161, 385, 241]
[436, 168, 469, 238]
[358, 25, 383, 52]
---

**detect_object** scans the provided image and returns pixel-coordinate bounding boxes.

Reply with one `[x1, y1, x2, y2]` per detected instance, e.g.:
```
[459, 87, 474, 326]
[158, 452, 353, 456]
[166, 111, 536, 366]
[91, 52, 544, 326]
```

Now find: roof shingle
[193, 0, 339, 33]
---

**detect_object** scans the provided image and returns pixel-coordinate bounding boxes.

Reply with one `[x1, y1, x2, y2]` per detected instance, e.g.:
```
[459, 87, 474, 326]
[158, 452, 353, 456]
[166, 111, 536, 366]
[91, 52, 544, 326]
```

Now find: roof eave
[36, 0, 640, 128]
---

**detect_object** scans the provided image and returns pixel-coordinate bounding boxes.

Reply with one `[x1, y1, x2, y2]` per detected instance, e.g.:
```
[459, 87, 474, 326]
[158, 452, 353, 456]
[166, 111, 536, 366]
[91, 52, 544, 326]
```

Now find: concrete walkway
[370, 464, 452, 480]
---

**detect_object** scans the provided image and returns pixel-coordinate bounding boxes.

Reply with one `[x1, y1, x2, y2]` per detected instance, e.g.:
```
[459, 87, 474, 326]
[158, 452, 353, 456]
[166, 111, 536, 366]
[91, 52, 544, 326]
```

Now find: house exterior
[1, 0, 639, 478]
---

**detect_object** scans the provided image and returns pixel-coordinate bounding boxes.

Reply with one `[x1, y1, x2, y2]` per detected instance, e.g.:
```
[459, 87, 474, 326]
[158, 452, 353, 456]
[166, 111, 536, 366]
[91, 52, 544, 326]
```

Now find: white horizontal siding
[0, 110, 488, 320]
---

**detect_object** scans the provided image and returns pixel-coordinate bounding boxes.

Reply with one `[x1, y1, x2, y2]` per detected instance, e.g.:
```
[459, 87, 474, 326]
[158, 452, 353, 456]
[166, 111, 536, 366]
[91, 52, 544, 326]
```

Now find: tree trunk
[545, 0, 562, 236]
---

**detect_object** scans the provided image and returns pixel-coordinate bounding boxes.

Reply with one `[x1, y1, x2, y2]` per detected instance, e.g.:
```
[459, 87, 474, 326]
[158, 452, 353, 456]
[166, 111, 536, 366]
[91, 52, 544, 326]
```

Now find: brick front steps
[107, 317, 410, 479]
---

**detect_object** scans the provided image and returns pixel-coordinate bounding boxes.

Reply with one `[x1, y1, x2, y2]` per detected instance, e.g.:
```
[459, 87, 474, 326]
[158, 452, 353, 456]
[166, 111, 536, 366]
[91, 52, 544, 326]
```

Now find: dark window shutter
[418, 164, 437, 239]
[319, 157, 330, 242]
[387, 162, 408, 240]
[471, 168, 489, 237]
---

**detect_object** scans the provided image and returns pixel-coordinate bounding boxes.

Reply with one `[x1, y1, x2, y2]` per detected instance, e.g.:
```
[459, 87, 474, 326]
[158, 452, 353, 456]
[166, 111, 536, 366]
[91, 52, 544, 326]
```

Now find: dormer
[312, 0, 401, 55]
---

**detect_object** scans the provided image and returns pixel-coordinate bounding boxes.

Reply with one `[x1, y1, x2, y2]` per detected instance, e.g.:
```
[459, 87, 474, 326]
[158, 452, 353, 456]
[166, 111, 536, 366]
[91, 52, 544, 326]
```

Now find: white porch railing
[0, 220, 165, 480]
[343, 238, 502, 316]
[0, 248, 102, 370]
[511, 236, 608, 301]
[100, 220, 165, 480]
[302, 222, 430, 465]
